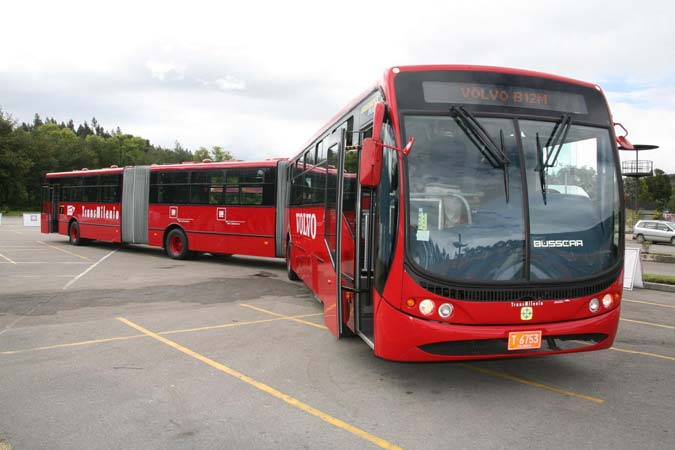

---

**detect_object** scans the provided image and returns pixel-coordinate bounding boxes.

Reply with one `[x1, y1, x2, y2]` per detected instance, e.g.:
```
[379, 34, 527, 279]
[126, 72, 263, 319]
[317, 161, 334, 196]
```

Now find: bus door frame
[332, 126, 376, 347]
[323, 129, 346, 338]
[353, 124, 376, 348]
[41, 183, 59, 233]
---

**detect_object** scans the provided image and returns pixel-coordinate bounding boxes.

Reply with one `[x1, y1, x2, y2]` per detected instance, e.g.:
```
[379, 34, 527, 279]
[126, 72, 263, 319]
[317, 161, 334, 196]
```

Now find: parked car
[633, 220, 675, 245]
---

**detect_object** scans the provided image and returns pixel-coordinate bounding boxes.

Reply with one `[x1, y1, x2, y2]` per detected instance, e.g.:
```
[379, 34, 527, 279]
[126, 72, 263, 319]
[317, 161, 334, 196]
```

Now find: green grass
[643, 274, 675, 285]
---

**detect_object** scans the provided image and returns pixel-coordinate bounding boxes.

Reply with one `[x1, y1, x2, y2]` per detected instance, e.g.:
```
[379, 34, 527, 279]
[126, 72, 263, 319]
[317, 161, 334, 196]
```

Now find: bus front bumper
[373, 296, 621, 362]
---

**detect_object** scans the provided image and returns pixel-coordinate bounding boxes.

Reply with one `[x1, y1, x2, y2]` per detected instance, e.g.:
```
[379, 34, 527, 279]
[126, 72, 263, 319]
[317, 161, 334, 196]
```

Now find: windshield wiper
[535, 114, 572, 205]
[450, 106, 511, 202]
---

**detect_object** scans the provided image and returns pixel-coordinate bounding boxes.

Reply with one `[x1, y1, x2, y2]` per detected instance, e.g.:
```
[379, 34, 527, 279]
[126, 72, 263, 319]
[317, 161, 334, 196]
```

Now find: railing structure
[621, 160, 653, 177]
[617, 139, 659, 214]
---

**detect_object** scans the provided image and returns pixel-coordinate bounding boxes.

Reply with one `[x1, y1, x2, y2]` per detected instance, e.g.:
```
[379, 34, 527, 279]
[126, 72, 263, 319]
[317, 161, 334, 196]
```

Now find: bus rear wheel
[165, 229, 190, 260]
[69, 222, 82, 246]
[286, 242, 300, 281]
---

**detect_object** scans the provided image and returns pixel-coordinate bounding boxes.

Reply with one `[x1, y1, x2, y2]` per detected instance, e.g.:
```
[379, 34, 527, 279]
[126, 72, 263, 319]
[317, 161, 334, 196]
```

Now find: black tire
[671, 236, 675, 246]
[286, 241, 300, 281]
[165, 229, 190, 260]
[636, 234, 645, 243]
[68, 221, 82, 246]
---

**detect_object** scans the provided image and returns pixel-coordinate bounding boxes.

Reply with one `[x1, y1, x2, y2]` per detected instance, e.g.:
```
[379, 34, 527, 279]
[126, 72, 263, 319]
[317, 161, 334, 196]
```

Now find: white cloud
[213, 76, 246, 91]
[197, 76, 246, 91]
[145, 60, 186, 82]
[1, 0, 673, 174]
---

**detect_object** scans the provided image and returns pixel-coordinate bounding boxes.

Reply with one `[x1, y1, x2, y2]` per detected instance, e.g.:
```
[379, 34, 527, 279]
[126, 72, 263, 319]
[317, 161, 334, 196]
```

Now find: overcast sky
[2, 0, 673, 172]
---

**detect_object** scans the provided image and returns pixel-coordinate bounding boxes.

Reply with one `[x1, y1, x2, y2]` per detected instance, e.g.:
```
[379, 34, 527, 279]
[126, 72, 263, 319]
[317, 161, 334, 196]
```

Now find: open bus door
[41, 184, 59, 233]
[326, 128, 375, 345]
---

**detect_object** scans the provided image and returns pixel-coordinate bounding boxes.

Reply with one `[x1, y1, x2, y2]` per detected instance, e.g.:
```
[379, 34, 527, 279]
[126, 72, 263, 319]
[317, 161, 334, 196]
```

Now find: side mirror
[359, 138, 382, 187]
[614, 122, 634, 150]
[371, 102, 386, 142]
[359, 101, 387, 187]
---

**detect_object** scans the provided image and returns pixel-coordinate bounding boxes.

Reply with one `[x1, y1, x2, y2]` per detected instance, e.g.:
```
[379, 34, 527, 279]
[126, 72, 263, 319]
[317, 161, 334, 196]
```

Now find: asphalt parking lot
[1, 217, 674, 450]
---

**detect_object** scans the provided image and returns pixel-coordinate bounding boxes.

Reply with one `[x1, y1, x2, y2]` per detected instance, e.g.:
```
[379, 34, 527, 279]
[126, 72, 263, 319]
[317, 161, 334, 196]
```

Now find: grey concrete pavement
[0, 218, 673, 450]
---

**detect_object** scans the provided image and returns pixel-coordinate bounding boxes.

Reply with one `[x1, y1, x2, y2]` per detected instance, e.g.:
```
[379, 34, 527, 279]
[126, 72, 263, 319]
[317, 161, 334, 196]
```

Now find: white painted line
[63, 249, 117, 290]
[0, 252, 16, 264]
[0, 261, 90, 265]
[36, 240, 91, 261]
[0, 246, 48, 248]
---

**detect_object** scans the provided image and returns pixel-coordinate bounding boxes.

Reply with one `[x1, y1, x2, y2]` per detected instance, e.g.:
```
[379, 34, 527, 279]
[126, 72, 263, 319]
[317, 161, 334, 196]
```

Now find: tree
[193, 147, 211, 162]
[211, 146, 233, 162]
[0, 110, 32, 209]
[645, 169, 672, 210]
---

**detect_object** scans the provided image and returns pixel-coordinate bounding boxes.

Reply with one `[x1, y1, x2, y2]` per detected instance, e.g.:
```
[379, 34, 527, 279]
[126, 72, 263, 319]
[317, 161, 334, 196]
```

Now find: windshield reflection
[405, 115, 620, 283]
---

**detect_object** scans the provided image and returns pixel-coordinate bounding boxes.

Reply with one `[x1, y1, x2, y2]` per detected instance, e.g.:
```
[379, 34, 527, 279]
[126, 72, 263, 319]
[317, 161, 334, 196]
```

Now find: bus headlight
[419, 299, 435, 316]
[589, 298, 600, 313]
[602, 294, 613, 309]
[438, 303, 454, 318]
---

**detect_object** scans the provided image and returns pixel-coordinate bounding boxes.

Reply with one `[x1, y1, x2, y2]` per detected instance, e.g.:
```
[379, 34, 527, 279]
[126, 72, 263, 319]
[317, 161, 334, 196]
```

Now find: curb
[642, 282, 675, 293]
[641, 254, 675, 264]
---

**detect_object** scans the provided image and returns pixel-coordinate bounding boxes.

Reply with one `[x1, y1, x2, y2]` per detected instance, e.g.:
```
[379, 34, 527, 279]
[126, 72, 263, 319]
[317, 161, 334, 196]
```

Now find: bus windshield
[405, 115, 620, 282]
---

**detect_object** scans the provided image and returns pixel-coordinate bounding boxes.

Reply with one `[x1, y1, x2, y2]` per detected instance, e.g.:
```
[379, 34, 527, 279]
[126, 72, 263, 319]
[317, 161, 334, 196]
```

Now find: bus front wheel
[69, 222, 82, 246]
[166, 229, 190, 260]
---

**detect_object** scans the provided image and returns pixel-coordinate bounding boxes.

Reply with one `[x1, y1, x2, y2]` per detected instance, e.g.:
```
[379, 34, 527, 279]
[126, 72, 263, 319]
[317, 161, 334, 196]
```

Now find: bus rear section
[42, 159, 288, 259]
[285, 65, 625, 361]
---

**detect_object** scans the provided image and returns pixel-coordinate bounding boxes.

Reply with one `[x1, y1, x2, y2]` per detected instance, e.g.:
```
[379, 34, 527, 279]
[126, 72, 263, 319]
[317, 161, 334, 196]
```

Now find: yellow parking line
[622, 299, 675, 309]
[609, 347, 675, 362]
[0, 252, 16, 264]
[241, 304, 328, 330]
[117, 317, 403, 450]
[0, 334, 146, 355]
[242, 303, 604, 404]
[572, 340, 675, 362]
[459, 363, 604, 404]
[0, 314, 324, 355]
[158, 313, 323, 335]
[621, 318, 675, 330]
[36, 240, 91, 261]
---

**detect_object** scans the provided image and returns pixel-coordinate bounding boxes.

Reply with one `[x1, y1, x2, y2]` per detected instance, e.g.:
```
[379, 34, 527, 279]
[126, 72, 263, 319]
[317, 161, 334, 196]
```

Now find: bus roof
[45, 158, 286, 178]
[390, 65, 598, 89]
[293, 65, 599, 159]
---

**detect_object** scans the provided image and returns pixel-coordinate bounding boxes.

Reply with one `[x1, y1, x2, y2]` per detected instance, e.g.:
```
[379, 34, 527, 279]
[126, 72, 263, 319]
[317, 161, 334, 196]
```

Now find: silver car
[633, 220, 675, 245]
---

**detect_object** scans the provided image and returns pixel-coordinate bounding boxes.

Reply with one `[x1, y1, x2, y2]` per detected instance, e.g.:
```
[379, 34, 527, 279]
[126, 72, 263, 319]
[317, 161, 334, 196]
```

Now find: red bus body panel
[57, 202, 122, 242]
[148, 205, 276, 257]
[287, 205, 340, 335]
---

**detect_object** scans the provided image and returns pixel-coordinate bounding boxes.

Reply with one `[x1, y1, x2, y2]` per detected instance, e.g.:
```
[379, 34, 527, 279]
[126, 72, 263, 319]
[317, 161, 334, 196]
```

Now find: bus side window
[317, 141, 326, 164]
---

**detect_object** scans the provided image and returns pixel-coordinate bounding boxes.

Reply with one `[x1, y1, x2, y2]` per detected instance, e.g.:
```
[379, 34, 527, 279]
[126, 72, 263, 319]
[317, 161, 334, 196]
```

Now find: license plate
[508, 331, 542, 350]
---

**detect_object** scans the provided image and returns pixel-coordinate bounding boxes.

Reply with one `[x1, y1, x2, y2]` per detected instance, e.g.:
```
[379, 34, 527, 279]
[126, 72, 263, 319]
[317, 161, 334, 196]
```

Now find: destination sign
[422, 81, 588, 114]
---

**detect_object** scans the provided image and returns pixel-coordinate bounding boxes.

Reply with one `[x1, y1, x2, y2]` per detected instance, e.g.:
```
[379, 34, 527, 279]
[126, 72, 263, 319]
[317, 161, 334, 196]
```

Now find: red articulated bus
[41, 159, 289, 259]
[284, 65, 625, 361]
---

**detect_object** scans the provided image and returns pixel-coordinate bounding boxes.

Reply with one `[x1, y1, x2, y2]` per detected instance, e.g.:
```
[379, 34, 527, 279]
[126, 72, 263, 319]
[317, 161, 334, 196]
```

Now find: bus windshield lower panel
[405, 115, 620, 283]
